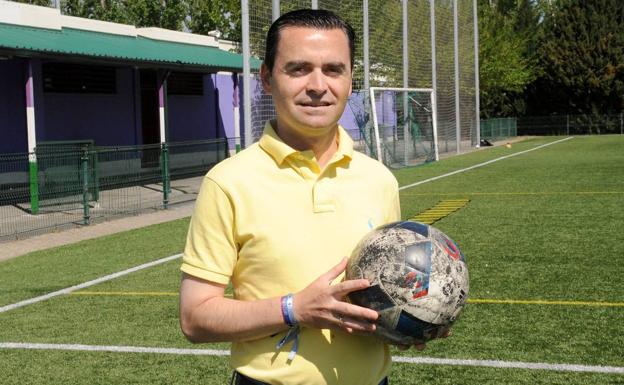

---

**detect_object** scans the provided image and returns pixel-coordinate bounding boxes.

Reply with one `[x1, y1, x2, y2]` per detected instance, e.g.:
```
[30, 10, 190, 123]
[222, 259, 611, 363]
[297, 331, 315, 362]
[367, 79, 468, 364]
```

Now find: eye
[323, 65, 346, 77]
[284, 65, 310, 76]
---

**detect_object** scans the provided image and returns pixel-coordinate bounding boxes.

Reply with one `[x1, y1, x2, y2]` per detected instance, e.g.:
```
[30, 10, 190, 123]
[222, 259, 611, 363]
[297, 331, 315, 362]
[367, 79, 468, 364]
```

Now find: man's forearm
[181, 295, 289, 343]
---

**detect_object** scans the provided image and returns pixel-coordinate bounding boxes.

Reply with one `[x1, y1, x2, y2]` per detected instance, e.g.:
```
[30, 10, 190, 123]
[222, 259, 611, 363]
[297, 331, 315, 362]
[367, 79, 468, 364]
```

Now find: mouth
[298, 101, 333, 107]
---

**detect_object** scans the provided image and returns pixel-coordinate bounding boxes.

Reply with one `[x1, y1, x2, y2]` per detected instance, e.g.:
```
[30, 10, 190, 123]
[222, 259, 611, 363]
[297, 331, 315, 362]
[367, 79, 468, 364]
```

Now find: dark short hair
[264, 9, 356, 73]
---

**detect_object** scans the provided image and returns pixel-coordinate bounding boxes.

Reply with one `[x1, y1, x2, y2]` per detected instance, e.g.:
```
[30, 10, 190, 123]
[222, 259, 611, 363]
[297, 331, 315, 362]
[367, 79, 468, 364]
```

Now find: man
[179, 9, 400, 385]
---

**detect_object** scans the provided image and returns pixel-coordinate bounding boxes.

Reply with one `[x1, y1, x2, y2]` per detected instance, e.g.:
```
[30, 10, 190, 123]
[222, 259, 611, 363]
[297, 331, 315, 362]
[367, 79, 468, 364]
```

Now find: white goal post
[369, 87, 439, 167]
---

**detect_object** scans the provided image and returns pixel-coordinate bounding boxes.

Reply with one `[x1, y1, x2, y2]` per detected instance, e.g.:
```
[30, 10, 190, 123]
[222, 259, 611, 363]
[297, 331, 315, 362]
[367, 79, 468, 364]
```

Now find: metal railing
[518, 114, 624, 136]
[0, 138, 228, 241]
[480, 117, 517, 141]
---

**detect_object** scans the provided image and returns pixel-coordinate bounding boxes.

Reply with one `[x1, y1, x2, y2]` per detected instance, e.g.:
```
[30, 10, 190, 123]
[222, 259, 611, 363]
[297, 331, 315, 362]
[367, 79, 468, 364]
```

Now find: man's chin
[300, 113, 341, 127]
[298, 120, 339, 131]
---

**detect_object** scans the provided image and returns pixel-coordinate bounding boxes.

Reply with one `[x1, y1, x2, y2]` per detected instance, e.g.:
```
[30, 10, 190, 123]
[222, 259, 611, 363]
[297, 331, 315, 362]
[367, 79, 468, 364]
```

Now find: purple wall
[214, 73, 235, 140]
[41, 66, 138, 146]
[339, 91, 362, 141]
[0, 59, 28, 154]
[168, 74, 218, 141]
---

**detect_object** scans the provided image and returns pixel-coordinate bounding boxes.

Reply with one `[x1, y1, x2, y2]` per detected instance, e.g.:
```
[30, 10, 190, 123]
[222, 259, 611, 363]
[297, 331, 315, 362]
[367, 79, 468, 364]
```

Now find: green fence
[0, 138, 228, 241]
[517, 114, 624, 135]
[480, 117, 518, 141]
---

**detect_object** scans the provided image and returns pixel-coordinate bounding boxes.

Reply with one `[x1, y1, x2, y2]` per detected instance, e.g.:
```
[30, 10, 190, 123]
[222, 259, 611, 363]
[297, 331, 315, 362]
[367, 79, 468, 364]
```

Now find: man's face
[261, 27, 353, 137]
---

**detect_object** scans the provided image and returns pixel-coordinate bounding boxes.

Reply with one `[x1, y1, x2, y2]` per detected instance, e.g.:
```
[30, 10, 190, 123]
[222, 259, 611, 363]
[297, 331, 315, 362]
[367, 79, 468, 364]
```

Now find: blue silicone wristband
[281, 294, 297, 327]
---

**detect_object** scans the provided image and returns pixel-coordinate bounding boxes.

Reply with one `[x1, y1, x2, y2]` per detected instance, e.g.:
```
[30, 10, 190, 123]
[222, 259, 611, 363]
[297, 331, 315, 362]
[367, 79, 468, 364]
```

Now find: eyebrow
[282, 61, 309, 71]
[282, 61, 347, 71]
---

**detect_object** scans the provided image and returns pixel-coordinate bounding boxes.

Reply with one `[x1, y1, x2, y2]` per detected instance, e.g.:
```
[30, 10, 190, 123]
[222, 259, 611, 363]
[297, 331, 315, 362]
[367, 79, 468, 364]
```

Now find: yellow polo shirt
[182, 122, 400, 385]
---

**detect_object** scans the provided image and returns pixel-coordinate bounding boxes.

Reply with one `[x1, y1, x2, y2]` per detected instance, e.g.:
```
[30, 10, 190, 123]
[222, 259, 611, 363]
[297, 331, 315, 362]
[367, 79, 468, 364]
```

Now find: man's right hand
[292, 257, 379, 334]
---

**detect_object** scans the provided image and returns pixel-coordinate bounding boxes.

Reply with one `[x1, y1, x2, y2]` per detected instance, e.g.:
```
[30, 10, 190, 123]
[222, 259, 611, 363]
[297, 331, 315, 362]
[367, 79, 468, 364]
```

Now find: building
[0, 0, 257, 155]
[0, 1, 262, 232]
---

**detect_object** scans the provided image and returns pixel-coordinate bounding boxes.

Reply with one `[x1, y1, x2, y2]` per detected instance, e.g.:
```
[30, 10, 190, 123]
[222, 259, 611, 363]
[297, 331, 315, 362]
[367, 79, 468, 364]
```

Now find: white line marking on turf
[0, 342, 229, 356]
[1, 342, 622, 374]
[398, 137, 574, 191]
[0, 254, 182, 314]
[392, 356, 624, 374]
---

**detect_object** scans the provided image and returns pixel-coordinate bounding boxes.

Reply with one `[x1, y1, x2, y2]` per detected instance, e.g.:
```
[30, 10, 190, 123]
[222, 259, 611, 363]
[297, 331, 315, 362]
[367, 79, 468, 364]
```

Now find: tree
[59, 0, 240, 38]
[185, 0, 240, 42]
[478, 0, 539, 117]
[12, 0, 52, 6]
[528, 0, 624, 115]
[60, 0, 188, 31]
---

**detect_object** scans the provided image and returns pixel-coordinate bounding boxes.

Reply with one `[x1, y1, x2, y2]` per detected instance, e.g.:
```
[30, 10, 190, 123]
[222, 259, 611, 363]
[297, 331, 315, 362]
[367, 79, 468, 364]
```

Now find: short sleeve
[181, 177, 237, 285]
[385, 178, 401, 224]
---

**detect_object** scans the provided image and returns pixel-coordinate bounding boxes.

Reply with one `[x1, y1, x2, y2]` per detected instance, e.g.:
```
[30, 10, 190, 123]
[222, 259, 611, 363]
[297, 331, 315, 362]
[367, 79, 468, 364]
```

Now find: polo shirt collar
[259, 121, 354, 166]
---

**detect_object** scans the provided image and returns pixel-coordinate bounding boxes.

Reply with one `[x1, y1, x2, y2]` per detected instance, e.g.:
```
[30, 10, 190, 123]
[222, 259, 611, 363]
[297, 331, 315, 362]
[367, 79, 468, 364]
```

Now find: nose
[306, 69, 327, 95]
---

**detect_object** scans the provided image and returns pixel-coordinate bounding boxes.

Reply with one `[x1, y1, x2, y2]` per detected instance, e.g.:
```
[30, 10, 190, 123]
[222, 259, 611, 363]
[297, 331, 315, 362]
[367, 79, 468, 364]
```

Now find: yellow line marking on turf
[69, 292, 623, 307]
[401, 191, 624, 197]
[469, 299, 624, 307]
[71, 291, 178, 297]
[70, 291, 234, 298]
[410, 199, 470, 225]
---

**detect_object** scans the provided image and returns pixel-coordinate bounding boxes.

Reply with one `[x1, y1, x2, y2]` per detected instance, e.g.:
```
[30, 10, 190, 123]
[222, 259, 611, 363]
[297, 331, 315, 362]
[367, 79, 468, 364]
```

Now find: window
[43, 63, 116, 94]
[167, 71, 204, 96]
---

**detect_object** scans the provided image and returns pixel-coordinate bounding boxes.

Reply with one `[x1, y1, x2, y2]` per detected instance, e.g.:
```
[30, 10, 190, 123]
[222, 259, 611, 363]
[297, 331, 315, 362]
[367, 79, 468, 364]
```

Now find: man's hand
[293, 257, 379, 334]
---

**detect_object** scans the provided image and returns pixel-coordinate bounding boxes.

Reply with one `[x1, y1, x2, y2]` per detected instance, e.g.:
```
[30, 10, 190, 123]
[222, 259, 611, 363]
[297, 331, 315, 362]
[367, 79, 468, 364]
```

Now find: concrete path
[0, 202, 194, 262]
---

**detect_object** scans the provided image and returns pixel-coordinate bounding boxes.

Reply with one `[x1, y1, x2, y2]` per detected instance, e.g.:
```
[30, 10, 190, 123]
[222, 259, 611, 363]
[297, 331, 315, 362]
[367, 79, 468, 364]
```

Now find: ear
[260, 63, 272, 94]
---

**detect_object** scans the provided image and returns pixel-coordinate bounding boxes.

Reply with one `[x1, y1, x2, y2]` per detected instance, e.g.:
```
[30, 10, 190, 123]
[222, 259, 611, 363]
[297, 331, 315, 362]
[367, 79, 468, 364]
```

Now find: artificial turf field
[1, 135, 623, 384]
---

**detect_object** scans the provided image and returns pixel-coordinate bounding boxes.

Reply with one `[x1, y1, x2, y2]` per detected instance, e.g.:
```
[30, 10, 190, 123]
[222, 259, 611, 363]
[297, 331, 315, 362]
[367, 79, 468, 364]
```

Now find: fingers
[438, 327, 452, 339]
[331, 278, 371, 297]
[395, 343, 425, 351]
[320, 257, 349, 284]
[413, 343, 427, 351]
[295, 258, 378, 331]
[332, 298, 378, 321]
[331, 312, 376, 334]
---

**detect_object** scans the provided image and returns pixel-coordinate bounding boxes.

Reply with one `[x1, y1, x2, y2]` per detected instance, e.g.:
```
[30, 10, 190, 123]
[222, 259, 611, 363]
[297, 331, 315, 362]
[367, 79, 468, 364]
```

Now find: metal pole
[272, 0, 280, 21]
[402, 0, 409, 166]
[161, 143, 170, 209]
[473, 0, 481, 147]
[566, 114, 570, 135]
[25, 59, 39, 214]
[431, 91, 440, 161]
[369, 88, 383, 163]
[157, 70, 170, 144]
[242, 0, 252, 148]
[430, 0, 439, 159]
[233, 74, 241, 154]
[620, 112, 622, 135]
[453, 0, 461, 154]
[363, 0, 370, 91]
[81, 145, 90, 225]
[311, 0, 318, 10]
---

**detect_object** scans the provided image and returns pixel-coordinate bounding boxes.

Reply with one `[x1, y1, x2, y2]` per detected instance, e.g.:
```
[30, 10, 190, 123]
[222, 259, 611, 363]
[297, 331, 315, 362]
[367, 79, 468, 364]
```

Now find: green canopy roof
[0, 22, 260, 72]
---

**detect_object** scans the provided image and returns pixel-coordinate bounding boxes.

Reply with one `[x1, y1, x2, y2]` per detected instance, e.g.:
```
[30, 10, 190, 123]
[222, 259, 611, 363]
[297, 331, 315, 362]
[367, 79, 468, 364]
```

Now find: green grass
[1, 135, 623, 384]
[0, 218, 189, 306]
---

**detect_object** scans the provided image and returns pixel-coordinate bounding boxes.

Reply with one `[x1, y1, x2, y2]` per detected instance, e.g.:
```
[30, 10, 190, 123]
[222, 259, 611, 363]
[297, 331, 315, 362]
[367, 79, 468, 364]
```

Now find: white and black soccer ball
[346, 221, 469, 346]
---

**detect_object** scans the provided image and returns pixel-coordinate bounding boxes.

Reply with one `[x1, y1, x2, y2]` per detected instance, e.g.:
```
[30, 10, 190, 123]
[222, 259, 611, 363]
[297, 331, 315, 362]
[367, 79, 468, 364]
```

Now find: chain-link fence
[480, 117, 517, 142]
[242, 0, 479, 167]
[0, 139, 228, 241]
[518, 114, 624, 136]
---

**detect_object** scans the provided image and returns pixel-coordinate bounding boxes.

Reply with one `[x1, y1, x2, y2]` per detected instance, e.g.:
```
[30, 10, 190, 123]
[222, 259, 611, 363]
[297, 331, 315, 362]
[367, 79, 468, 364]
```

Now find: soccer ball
[346, 221, 469, 346]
